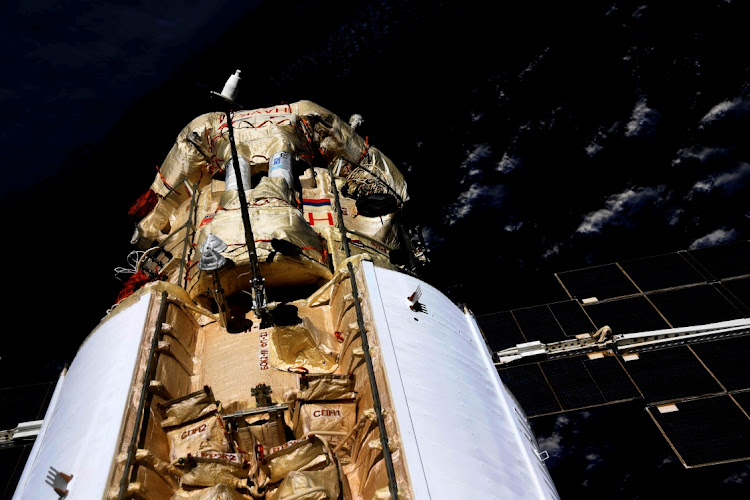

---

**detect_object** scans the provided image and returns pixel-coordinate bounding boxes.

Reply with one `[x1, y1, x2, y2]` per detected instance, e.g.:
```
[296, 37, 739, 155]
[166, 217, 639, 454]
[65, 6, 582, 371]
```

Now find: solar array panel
[547, 300, 596, 337]
[512, 306, 566, 344]
[733, 391, 750, 415]
[619, 252, 706, 292]
[485, 241, 750, 469]
[687, 240, 750, 280]
[1, 445, 32, 500]
[557, 263, 638, 301]
[648, 284, 744, 327]
[475, 311, 526, 352]
[620, 346, 723, 403]
[497, 352, 641, 417]
[584, 296, 669, 334]
[0, 380, 55, 499]
[649, 395, 750, 467]
[477, 300, 596, 349]
[556, 241, 749, 301]
[498, 363, 562, 416]
[0, 381, 54, 430]
[690, 336, 750, 391]
[722, 277, 750, 314]
[485, 243, 750, 346]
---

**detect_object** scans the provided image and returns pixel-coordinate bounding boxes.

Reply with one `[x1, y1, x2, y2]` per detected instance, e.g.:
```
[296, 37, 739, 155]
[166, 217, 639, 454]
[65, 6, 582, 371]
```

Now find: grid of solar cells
[722, 277, 750, 313]
[619, 252, 706, 292]
[732, 391, 750, 415]
[647, 284, 744, 328]
[1, 445, 32, 500]
[691, 336, 750, 391]
[622, 346, 723, 403]
[497, 363, 561, 417]
[688, 240, 750, 280]
[512, 305, 566, 344]
[0, 381, 54, 430]
[584, 296, 669, 334]
[541, 356, 607, 409]
[476, 311, 526, 351]
[650, 395, 750, 466]
[557, 263, 639, 301]
[540, 354, 640, 410]
[547, 300, 596, 337]
[584, 355, 642, 402]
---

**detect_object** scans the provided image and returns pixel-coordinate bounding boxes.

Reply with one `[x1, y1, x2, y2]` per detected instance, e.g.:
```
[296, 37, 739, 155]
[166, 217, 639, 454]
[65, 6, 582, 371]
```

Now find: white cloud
[690, 162, 750, 196]
[700, 96, 750, 125]
[721, 469, 748, 486]
[585, 141, 603, 157]
[668, 208, 683, 226]
[504, 221, 523, 232]
[519, 47, 549, 81]
[460, 143, 492, 170]
[625, 98, 660, 137]
[689, 228, 738, 249]
[446, 183, 506, 225]
[585, 452, 603, 471]
[542, 244, 561, 259]
[537, 432, 563, 457]
[496, 153, 521, 173]
[577, 187, 662, 234]
[672, 145, 730, 166]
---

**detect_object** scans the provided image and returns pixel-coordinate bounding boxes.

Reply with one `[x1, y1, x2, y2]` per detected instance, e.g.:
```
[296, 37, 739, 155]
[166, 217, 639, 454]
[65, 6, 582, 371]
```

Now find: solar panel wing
[690, 336, 750, 391]
[497, 363, 561, 417]
[584, 296, 669, 335]
[722, 277, 750, 314]
[476, 311, 526, 351]
[647, 284, 744, 327]
[541, 356, 607, 410]
[540, 353, 640, 411]
[649, 395, 750, 467]
[619, 252, 706, 292]
[584, 354, 642, 402]
[621, 346, 723, 403]
[732, 391, 750, 415]
[547, 300, 596, 337]
[0, 381, 54, 430]
[687, 240, 750, 280]
[1, 445, 32, 500]
[512, 305, 567, 344]
[557, 263, 639, 301]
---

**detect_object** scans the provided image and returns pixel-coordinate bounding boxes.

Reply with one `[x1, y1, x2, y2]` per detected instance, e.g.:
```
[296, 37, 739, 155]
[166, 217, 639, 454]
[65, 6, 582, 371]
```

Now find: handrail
[117, 291, 169, 500]
[329, 160, 399, 500]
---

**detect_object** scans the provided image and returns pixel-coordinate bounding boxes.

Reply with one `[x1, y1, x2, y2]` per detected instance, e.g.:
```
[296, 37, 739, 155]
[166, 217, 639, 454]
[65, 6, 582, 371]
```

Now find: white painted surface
[362, 262, 559, 499]
[13, 293, 152, 499]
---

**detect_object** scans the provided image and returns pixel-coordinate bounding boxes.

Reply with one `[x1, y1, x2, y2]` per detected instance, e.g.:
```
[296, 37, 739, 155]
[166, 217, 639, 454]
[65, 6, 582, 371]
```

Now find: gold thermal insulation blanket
[297, 374, 356, 401]
[291, 101, 408, 203]
[196, 323, 298, 412]
[178, 455, 249, 489]
[159, 388, 218, 428]
[165, 414, 231, 465]
[171, 483, 250, 500]
[133, 101, 408, 268]
[269, 463, 340, 500]
[259, 436, 330, 485]
[268, 325, 337, 374]
[292, 400, 357, 454]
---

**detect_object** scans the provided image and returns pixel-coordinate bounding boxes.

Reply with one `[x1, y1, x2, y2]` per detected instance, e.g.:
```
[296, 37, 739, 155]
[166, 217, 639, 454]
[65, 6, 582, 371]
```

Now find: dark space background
[1, 0, 749, 497]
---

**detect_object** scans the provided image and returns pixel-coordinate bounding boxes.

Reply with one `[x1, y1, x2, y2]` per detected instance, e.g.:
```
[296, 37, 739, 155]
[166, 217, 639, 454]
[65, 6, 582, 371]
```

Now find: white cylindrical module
[225, 156, 252, 191]
[269, 151, 294, 188]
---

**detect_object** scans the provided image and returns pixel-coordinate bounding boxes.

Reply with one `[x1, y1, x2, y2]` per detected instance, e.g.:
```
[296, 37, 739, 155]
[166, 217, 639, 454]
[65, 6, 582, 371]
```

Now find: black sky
[1, 0, 749, 497]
